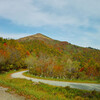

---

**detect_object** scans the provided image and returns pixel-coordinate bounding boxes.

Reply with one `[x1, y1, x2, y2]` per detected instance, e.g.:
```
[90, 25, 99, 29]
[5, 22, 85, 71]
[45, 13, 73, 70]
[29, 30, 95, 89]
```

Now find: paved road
[0, 87, 25, 100]
[11, 71, 100, 91]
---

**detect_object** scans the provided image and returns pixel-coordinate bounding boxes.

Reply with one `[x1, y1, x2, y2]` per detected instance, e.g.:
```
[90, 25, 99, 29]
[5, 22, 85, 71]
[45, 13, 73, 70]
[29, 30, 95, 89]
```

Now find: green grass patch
[24, 72, 100, 84]
[0, 70, 100, 100]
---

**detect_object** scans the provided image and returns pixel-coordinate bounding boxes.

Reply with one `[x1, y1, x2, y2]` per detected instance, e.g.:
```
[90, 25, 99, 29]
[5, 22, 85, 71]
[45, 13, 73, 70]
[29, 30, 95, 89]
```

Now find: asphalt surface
[11, 70, 100, 91]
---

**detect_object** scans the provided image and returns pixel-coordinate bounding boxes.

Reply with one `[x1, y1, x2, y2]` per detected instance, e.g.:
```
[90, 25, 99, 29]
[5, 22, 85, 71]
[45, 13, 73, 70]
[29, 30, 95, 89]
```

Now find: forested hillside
[0, 33, 100, 80]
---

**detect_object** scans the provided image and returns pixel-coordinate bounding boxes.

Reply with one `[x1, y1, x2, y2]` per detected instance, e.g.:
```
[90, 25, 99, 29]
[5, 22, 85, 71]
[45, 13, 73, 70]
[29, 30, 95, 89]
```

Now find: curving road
[11, 70, 100, 91]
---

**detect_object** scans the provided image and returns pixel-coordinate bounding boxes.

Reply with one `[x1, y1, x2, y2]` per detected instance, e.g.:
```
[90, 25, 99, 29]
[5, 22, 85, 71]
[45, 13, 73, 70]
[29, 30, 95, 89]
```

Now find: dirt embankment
[0, 87, 25, 100]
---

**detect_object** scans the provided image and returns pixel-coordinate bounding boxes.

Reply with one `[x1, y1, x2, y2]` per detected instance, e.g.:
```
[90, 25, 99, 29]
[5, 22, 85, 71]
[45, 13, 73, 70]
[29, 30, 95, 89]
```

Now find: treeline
[23, 40, 100, 80]
[26, 54, 81, 79]
[52, 41, 100, 79]
[0, 37, 27, 71]
[0, 37, 100, 80]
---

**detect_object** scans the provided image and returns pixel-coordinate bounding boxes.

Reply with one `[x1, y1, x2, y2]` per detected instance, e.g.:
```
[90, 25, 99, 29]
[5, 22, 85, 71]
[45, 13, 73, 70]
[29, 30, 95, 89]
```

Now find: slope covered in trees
[0, 37, 27, 71]
[0, 33, 100, 80]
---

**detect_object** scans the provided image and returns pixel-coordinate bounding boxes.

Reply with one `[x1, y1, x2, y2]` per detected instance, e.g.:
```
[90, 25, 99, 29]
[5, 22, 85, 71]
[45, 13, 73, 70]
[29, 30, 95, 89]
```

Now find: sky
[0, 0, 100, 49]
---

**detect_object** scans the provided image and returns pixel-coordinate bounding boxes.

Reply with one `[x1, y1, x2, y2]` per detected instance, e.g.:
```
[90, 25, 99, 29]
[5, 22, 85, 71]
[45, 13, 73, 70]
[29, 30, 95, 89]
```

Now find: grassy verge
[23, 72, 100, 84]
[0, 70, 100, 100]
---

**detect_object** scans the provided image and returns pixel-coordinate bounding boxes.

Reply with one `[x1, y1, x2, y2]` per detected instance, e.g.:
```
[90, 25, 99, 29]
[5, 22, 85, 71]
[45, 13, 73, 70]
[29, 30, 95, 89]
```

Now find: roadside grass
[24, 72, 100, 84]
[0, 70, 100, 100]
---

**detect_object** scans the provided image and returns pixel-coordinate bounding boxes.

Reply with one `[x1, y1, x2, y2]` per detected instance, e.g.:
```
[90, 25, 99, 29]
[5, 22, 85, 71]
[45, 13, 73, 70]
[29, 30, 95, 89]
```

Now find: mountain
[18, 33, 53, 42]
[0, 33, 100, 79]
[18, 33, 100, 57]
[18, 33, 100, 79]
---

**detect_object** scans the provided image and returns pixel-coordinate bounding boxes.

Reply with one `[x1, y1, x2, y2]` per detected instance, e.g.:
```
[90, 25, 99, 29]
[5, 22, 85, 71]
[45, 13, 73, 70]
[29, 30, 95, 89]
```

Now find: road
[11, 70, 100, 91]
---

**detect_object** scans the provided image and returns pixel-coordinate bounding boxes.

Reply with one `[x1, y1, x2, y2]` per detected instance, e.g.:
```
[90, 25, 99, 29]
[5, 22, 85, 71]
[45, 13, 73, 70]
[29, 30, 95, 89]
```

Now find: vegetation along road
[11, 70, 100, 92]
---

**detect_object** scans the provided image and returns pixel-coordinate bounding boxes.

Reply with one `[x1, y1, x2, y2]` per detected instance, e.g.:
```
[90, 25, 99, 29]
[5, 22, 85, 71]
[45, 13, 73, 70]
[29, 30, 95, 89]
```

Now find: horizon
[0, 0, 100, 49]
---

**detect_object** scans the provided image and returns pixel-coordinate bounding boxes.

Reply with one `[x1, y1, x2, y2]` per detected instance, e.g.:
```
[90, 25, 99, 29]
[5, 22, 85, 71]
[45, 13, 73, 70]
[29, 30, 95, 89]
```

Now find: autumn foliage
[0, 35, 100, 80]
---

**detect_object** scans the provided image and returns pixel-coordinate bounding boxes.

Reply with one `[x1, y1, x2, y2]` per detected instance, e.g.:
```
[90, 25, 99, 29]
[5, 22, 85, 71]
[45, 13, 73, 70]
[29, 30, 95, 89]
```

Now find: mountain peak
[18, 33, 53, 42]
[34, 33, 43, 35]
[33, 33, 46, 37]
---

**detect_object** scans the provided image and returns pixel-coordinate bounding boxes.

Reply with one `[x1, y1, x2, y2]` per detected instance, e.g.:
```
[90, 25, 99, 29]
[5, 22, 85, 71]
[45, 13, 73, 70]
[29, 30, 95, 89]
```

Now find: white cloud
[35, 0, 68, 9]
[0, 0, 100, 49]
[70, 0, 100, 17]
[0, 0, 69, 27]
[0, 0, 100, 27]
